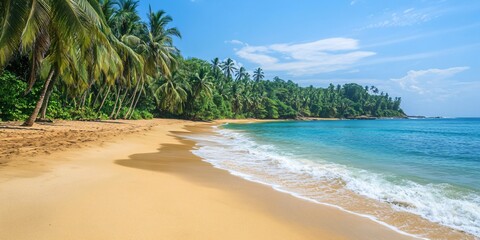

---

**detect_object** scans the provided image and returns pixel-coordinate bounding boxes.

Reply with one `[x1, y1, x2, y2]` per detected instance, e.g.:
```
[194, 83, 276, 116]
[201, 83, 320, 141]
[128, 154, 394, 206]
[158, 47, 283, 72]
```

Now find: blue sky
[139, 0, 480, 117]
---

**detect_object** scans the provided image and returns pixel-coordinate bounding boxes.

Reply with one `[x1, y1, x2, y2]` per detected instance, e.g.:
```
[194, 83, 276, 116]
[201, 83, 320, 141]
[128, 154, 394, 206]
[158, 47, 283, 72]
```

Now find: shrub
[0, 71, 36, 121]
[140, 110, 153, 119]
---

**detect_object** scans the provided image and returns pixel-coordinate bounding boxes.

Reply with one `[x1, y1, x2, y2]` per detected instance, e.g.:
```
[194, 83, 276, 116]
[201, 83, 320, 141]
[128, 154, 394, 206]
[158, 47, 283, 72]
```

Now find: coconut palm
[235, 67, 247, 81]
[111, 0, 143, 37]
[144, 6, 181, 77]
[100, 0, 117, 26]
[0, 0, 115, 126]
[221, 58, 237, 79]
[210, 57, 222, 78]
[156, 72, 189, 114]
[253, 67, 264, 81]
[191, 67, 214, 99]
[115, 6, 181, 118]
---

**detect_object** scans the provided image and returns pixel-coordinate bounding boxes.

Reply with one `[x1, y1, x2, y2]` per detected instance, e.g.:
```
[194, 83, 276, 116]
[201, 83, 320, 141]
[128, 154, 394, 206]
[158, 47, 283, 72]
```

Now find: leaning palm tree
[100, 0, 147, 119]
[107, 4, 181, 118]
[129, 6, 181, 116]
[253, 67, 264, 81]
[220, 58, 237, 80]
[0, 0, 115, 126]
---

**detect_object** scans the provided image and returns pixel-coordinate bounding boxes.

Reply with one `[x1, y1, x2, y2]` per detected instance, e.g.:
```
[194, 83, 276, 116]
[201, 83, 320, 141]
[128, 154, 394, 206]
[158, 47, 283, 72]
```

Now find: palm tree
[187, 66, 213, 119]
[220, 58, 237, 79]
[112, 0, 143, 37]
[108, 3, 180, 118]
[101, 0, 117, 26]
[210, 58, 221, 78]
[143, 6, 181, 77]
[156, 72, 189, 114]
[0, 0, 114, 126]
[253, 67, 264, 81]
[191, 67, 214, 99]
[99, 0, 146, 119]
[235, 67, 247, 81]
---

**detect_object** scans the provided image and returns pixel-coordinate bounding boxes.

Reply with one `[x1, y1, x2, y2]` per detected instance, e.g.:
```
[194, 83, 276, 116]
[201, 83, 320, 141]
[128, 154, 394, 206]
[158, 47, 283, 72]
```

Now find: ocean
[188, 118, 480, 238]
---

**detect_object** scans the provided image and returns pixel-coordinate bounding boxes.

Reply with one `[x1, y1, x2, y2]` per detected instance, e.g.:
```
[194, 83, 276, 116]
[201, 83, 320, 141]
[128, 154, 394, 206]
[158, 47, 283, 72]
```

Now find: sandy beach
[0, 119, 420, 239]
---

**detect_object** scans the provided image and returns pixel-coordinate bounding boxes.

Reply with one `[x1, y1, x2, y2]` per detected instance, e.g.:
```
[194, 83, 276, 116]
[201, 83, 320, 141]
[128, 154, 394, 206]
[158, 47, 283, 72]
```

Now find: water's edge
[186, 122, 478, 240]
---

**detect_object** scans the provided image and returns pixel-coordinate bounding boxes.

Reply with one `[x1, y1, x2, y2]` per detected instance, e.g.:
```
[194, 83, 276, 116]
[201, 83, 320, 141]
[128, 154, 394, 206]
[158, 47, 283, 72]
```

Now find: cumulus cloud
[233, 38, 376, 76]
[391, 67, 470, 97]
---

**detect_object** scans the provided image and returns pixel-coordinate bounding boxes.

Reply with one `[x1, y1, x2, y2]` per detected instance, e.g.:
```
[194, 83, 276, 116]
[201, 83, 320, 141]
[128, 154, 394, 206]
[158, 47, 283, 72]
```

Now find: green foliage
[160, 58, 406, 121]
[129, 111, 143, 120]
[264, 98, 279, 119]
[140, 110, 154, 119]
[68, 108, 101, 121]
[0, 71, 34, 120]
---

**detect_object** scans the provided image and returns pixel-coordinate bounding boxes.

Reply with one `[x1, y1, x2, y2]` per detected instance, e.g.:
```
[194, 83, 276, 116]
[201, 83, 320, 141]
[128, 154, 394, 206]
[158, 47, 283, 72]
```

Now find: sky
[139, 0, 480, 117]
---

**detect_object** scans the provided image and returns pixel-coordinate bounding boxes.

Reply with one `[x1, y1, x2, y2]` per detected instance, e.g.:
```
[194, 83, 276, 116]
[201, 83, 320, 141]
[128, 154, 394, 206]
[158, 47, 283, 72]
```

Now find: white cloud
[389, 67, 480, 116]
[234, 38, 376, 76]
[225, 39, 245, 45]
[391, 67, 470, 96]
[364, 8, 436, 29]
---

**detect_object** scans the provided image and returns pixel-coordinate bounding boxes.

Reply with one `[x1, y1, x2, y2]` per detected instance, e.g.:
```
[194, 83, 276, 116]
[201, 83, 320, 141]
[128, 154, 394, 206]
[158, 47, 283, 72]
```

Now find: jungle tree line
[160, 57, 405, 120]
[0, 0, 405, 123]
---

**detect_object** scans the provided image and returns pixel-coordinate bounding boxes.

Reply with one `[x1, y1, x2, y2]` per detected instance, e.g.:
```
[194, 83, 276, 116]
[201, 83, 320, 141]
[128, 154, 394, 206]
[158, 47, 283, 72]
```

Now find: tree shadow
[0, 126, 46, 131]
[114, 135, 242, 190]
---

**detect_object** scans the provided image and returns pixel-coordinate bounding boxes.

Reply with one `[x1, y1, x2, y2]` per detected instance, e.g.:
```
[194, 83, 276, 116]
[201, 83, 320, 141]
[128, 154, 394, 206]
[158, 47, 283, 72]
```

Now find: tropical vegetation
[0, 0, 405, 124]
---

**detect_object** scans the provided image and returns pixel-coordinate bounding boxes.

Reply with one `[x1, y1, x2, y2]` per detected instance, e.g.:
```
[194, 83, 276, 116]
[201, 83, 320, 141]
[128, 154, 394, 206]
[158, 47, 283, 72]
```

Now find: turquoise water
[189, 118, 480, 237]
[227, 119, 480, 191]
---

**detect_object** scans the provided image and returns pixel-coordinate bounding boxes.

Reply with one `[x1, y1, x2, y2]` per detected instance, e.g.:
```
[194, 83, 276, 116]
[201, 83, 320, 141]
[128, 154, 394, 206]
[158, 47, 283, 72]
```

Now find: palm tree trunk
[109, 87, 121, 119]
[124, 81, 140, 119]
[39, 74, 58, 119]
[25, 50, 38, 95]
[80, 79, 95, 108]
[92, 86, 103, 108]
[73, 97, 78, 109]
[23, 69, 55, 126]
[128, 83, 143, 119]
[97, 86, 110, 113]
[123, 90, 136, 112]
[114, 89, 128, 119]
[80, 91, 87, 109]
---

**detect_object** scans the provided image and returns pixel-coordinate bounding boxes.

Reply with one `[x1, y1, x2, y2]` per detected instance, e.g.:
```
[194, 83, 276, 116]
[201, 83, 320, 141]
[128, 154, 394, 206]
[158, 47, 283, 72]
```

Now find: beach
[1, 0, 477, 238]
[0, 119, 423, 240]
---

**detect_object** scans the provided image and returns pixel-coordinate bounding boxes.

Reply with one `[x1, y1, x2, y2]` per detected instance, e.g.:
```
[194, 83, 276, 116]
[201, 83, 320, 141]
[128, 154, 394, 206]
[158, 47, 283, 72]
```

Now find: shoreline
[189, 122, 476, 240]
[0, 119, 468, 239]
